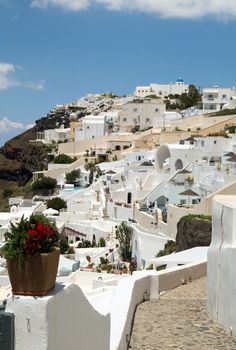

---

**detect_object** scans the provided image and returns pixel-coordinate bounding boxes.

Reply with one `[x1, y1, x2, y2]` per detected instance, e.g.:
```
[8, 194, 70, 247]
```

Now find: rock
[176, 216, 212, 252]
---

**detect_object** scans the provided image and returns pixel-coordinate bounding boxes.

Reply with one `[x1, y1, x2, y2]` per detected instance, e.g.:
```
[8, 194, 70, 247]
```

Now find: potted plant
[1, 214, 61, 296]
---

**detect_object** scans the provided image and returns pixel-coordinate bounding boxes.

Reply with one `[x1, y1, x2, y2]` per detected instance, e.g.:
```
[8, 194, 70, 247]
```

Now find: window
[155, 108, 159, 112]
[146, 118, 150, 122]
[133, 108, 138, 112]
[87, 126, 89, 129]
[123, 118, 127, 122]
[222, 94, 227, 99]
[214, 140, 217, 144]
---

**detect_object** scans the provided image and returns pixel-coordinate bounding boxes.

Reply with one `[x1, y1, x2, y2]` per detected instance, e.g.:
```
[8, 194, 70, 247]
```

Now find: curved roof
[176, 77, 184, 83]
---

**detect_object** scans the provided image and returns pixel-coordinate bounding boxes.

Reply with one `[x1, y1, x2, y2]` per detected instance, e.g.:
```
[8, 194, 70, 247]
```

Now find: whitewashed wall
[6, 261, 206, 350]
[207, 195, 236, 338]
[6, 284, 110, 350]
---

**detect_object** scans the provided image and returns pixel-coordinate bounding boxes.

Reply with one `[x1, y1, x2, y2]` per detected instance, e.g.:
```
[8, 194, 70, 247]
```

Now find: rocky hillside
[0, 107, 72, 185]
[176, 215, 212, 252]
[0, 93, 121, 186]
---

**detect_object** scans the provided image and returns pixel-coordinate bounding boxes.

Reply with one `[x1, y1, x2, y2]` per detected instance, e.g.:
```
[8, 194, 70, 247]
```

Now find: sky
[1, 0, 236, 145]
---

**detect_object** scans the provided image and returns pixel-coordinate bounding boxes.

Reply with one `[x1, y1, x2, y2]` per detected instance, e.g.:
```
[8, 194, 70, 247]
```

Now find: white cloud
[30, 0, 236, 19]
[0, 62, 45, 91]
[0, 117, 35, 134]
[31, 0, 90, 10]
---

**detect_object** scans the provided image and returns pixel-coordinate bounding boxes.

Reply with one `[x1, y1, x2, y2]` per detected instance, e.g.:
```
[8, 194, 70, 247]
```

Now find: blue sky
[1, 0, 236, 145]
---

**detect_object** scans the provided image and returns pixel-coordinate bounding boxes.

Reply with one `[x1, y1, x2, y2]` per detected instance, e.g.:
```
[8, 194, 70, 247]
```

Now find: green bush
[31, 176, 57, 194]
[156, 240, 176, 258]
[115, 222, 133, 261]
[100, 256, 109, 265]
[182, 214, 212, 222]
[3, 188, 13, 198]
[53, 154, 74, 164]
[60, 236, 69, 254]
[46, 197, 67, 211]
[65, 169, 81, 184]
[99, 237, 106, 247]
[77, 240, 95, 248]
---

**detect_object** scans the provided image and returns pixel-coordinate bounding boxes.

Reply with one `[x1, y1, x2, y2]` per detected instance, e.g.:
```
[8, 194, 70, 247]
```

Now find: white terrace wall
[6, 261, 207, 350]
[6, 284, 110, 350]
[207, 195, 236, 338]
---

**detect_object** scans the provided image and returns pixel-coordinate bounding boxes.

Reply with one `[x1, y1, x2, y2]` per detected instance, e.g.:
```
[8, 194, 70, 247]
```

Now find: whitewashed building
[37, 126, 71, 144]
[74, 115, 109, 141]
[115, 97, 166, 131]
[202, 86, 236, 112]
[134, 78, 189, 98]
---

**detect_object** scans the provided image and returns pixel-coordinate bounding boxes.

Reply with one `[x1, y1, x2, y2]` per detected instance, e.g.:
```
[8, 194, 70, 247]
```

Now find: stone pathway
[129, 277, 236, 349]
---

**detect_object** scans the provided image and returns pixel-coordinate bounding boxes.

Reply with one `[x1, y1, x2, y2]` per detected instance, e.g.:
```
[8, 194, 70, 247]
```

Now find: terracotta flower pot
[7, 248, 60, 296]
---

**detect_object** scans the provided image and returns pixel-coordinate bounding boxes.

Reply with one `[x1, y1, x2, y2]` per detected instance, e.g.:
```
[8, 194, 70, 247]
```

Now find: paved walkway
[129, 277, 236, 349]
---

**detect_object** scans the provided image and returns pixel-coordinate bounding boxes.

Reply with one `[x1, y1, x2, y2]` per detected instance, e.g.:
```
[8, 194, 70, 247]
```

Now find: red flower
[28, 229, 37, 236]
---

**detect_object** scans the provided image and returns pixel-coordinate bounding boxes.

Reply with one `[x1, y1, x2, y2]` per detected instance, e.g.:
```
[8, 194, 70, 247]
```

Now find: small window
[155, 108, 159, 112]
[222, 94, 226, 99]
[214, 140, 217, 144]
[123, 118, 127, 122]
[133, 108, 138, 112]
[87, 126, 89, 129]
[146, 118, 150, 122]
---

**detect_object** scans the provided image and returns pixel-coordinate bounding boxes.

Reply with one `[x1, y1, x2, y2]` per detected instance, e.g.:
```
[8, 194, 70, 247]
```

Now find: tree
[115, 221, 133, 261]
[65, 169, 81, 184]
[84, 161, 96, 185]
[46, 197, 67, 211]
[31, 176, 57, 194]
[179, 84, 201, 109]
[53, 154, 74, 164]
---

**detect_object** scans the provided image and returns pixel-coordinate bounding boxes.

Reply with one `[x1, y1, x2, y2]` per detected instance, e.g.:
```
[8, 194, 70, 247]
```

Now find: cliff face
[0, 108, 72, 185]
[176, 216, 212, 252]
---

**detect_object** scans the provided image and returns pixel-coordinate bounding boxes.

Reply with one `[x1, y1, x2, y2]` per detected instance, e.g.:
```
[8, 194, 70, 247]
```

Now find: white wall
[6, 284, 110, 350]
[207, 195, 236, 337]
[131, 224, 169, 268]
[6, 261, 206, 350]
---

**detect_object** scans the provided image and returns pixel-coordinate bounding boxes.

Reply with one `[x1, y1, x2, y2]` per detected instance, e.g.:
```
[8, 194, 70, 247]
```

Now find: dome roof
[176, 77, 184, 83]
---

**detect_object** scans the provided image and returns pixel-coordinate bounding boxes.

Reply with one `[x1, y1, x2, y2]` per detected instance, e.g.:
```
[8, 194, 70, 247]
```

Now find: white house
[134, 78, 189, 98]
[74, 115, 109, 141]
[202, 86, 236, 112]
[116, 97, 166, 131]
[37, 126, 71, 144]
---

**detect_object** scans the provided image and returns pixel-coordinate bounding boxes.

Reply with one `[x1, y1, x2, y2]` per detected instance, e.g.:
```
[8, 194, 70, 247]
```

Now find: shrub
[77, 240, 95, 248]
[60, 236, 70, 254]
[182, 214, 212, 222]
[46, 197, 67, 211]
[31, 176, 57, 194]
[3, 188, 13, 198]
[53, 154, 74, 164]
[99, 237, 106, 247]
[100, 256, 109, 265]
[156, 240, 176, 258]
[115, 222, 133, 262]
[66, 169, 81, 184]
